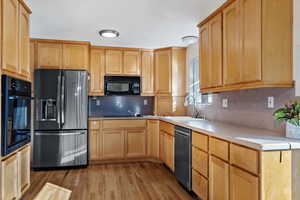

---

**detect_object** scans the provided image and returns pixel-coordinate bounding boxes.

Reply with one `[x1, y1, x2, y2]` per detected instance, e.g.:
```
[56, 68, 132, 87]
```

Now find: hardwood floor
[23, 162, 195, 200]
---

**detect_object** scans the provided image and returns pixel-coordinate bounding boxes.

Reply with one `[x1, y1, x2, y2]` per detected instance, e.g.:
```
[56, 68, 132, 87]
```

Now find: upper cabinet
[105, 49, 141, 75]
[90, 48, 105, 96]
[62, 43, 89, 70]
[155, 49, 172, 95]
[198, 0, 293, 93]
[32, 39, 90, 70]
[2, 0, 31, 81]
[141, 50, 154, 96]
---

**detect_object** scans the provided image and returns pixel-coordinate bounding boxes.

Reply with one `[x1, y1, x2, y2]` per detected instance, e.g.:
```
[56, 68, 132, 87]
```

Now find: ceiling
[25, 0, 226, 49]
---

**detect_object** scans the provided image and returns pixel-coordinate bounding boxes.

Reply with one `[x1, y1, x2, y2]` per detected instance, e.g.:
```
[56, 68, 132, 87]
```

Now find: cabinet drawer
[192, 169, 208, 200]
[192, 131, 208, 152]
[230, 144, 259, 174]
[160, 121, 174, 136]
[192, 147, 208, 178]
[209, 137, 229, 161]
[89, 120, 100, 130]
[103, 120, 146, 129]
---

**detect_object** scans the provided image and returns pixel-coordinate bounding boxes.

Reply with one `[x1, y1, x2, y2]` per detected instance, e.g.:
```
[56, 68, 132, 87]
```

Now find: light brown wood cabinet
[159, 130, 165, 161]
[89, 120, 102, 160]
[198, 0, 293, 93]
[159, 121, 174, 171]
[102, 130, 125, 160]
[1, 145, 31, 200]
[89, 48, 105, 96]
[125, 129, 146, 158]
[141, 50, 154, 96]
[2, 0, 31, 81]
[155, 49, 172, 95]
[123, 51, 140, 75]
[192, 169, 208, 200]
[62, 43, 89, 70]
[192, 147, 208, 178]
[199, 13, 222, 90]
[209, 156, 229, 200]
[147, 120, 159, 158]
[36, 42, 63, 69]
[105, 50, 123, 74]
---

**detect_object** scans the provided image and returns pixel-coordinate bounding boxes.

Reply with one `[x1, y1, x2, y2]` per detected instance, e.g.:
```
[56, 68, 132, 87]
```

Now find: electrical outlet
[267, 96, 274, 108]
[144, 99, 148, 105]
[96, 99, 101, 106]
[222, 98, 228, 108]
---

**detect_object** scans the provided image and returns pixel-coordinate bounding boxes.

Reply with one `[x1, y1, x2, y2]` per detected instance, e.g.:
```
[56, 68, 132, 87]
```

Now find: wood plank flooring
[23, 162, 195, 200]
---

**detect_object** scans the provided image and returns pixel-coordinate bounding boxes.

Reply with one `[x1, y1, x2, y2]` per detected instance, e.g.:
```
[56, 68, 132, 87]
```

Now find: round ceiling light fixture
[182, 35, 198, 45]
[99, 29, 120, 38]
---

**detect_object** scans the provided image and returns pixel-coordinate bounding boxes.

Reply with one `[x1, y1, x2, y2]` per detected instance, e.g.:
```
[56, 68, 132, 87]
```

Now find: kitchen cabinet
[155, 49, 172, 95]
[105, 50, 123, 75]
[141, 50, 154, 96]
[209, 137, 229, 161]
[200, 13, 222, 89]
[89, 120, 102, 161]
[155, 96, 172, 116]
[62, 43, 89, 70]
[1, 154, 19, 200]
[230, 166, 259, 200]
[159, 130, 165, 161]
[198, 0, 293, 93]
[164, 133, 174, 171]
[102, 130, 125, 160]
[192, 169, 208, 200]
[18, 145, 30, 195]
[209, 156, 229, 200]
[90, 48, 105, 96]
[2, 0, 31, 81]
[36, 42, 63, 69]
[125, 129, 146, 158]
[147, 120, 159, 159]
[19, 4, 30, 80]
[123, 50, 140, 75]
[192, 147, 208, 178]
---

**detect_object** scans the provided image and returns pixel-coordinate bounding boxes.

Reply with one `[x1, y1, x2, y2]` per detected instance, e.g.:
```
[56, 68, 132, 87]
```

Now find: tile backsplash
[188, 88, 299, 135]
[89, 96, 154, 117]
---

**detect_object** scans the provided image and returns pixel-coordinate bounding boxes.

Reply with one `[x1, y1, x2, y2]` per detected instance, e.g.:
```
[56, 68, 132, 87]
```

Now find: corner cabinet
[141, 50, 154, 96]
[89, 48, 105, 96]
[2, 0, 31, 81]
[198, 0, 293, 93]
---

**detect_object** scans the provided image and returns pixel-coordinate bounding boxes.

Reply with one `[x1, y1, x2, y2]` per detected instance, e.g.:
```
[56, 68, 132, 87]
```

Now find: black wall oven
[2, 75, 31, 156]
[104, 76, 140, 96]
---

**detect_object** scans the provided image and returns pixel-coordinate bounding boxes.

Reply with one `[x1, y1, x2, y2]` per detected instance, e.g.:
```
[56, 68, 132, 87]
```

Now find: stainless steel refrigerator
[33, 69, 88, 169]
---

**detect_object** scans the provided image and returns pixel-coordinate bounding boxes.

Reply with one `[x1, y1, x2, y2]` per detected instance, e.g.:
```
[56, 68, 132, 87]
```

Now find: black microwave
[104, 76, 141, 96]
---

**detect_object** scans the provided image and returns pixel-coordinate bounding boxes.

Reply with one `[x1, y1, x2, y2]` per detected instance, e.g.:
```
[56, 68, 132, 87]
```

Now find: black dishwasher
[175, 126, 192, 191]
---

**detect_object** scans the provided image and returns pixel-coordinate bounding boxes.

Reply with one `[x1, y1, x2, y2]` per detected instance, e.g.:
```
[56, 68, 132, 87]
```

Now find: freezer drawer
[33, 130, 87, 168]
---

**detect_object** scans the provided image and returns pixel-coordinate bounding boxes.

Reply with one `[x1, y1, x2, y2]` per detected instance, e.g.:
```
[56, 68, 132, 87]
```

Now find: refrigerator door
[34, 69, 62, 130]
[32, 130, 87, 168]
[61, 70, 88, 130]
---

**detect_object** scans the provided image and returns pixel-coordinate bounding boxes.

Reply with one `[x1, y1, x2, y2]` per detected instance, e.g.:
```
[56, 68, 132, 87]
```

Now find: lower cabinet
[192, 169, 208, 200]
[209, 156, 229, 200]
[164, 133, 174, 171]
[147, 120, 159, 158]
[125, 129, 146, 158]
[102, 130, 125, 160]
[159, 130, 165, 161]
[230, 166, 259, 200]
[1, 145, 31, 200]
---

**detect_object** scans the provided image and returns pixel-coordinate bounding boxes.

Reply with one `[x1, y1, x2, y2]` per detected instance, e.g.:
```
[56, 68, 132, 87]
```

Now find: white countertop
[89, 116, 300, 151]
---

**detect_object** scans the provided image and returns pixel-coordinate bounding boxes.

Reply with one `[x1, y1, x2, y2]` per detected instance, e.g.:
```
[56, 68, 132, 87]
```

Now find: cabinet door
[63, 44, 89, 70]
[123, 51, 140, 75]
[105, 50, 123, 74]
[2, 0, 19, 74]
[240, 0, 262, 83]
[89, 129, 101, 160]
[192, 169, 208, 200]
[1, 154, 19, 200]
[147, 120, 159, 158]
[159, 130, 165, 161]
[209, 13, 223, 88]
[102, 130, 125, 159]
[209, 156, 229, 200]
[230, 166, 259, 200]
[192, 147, 208, 178]
[155, 96, 172, 116]
[223, 0, 242, 85]
[155, 50, 172, 95]
[37, 42, 62, 69]
[199, 23, 210, 89]
[164, 133, 174, 171]
[141, 51, 154, 96]
[18, 146, 30, 195]
[125, 129, 146, 158]
[19, 4, 30, 80]
[90, 49, 105, 96]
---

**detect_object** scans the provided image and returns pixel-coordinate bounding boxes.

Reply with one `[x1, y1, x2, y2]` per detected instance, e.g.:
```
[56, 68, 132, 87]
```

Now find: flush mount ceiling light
[99, 29, 120, 38]
[182, 36, 198, 45]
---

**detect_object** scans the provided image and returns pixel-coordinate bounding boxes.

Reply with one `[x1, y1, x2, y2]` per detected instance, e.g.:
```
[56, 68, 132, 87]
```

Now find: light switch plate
[144, 99, 148, 105]
[222, 98, 228, 108]
[96, 100, 101, 106]
[267, 96, 274, 109]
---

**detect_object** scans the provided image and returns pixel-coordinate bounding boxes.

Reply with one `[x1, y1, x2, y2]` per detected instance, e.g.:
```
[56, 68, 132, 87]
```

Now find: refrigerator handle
[61, 73, 65, 127]
[57, 74, 61, 128]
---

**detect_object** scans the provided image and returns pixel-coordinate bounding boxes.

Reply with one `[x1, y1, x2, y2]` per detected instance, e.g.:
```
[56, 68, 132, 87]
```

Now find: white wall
[294, 0, 300, 96]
